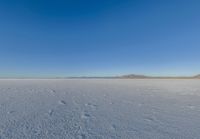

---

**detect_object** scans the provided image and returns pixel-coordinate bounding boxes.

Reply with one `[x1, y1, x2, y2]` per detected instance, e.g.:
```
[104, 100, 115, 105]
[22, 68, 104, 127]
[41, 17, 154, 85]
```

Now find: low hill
[68, 74, 200, 79]
[119, 74, 149, 79]
[119, 74, 200, 79]
[194, 74, 200, 78]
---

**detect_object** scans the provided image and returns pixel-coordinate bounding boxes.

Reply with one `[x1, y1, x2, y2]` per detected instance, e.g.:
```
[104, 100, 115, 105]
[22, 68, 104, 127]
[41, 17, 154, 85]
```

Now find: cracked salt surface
[0, 79, 200, 138]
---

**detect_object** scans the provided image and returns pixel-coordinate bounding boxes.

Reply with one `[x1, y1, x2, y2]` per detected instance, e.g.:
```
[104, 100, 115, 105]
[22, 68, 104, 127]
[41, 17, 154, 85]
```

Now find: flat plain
[0, 79, 200, 139]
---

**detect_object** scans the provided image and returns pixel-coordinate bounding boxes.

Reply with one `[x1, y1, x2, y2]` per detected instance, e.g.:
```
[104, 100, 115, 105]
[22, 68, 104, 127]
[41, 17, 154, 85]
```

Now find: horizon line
[0, 73, 199, 79]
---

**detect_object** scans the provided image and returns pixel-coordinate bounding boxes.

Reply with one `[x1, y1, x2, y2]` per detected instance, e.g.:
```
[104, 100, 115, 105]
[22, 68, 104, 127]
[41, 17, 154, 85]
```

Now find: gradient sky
[0, 0, 200, 77]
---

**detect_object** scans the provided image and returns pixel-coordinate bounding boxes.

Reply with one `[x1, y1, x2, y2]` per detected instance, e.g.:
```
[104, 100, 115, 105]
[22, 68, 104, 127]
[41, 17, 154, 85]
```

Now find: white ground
[0, 79, 200, 139]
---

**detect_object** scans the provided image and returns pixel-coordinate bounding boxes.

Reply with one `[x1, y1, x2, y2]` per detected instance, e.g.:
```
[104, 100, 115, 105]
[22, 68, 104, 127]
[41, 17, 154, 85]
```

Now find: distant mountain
[119, 74, 149, 79]
[194, 74, 200, 78]
[68, 74, 200, 79]
[119, 74, 200, 79]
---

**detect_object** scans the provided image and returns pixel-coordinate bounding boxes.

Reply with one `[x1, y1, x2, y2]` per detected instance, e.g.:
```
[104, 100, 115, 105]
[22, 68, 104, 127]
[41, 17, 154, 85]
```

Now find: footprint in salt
[144, 116, 156, 123]
[81, 112, 91, 119]
[7, 111, 15, 114]
[48, 109, 53, 116]
[58, 100, 67, 105]
[50, 89, 56, 95]
[77, 133, 87, 139]
[110, 124, 117, 131]
[85, 103, 97, 110]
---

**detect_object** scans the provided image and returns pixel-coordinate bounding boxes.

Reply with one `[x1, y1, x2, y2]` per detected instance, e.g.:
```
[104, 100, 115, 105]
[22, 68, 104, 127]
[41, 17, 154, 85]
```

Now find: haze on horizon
[0, 0, 200, 77]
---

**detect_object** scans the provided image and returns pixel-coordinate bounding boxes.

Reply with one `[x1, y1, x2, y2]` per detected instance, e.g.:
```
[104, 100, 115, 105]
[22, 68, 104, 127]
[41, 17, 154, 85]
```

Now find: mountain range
[118, 74, 200, 79]
[69, 74, 200, 79]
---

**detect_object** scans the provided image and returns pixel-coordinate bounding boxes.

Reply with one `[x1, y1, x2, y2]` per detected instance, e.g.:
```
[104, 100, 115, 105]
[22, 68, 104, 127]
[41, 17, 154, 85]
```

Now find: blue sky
[0, 0, 200, 77]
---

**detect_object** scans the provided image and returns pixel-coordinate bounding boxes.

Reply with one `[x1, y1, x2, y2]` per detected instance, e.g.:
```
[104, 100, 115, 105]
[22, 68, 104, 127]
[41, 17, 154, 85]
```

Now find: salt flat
[0, 79, 200, 139]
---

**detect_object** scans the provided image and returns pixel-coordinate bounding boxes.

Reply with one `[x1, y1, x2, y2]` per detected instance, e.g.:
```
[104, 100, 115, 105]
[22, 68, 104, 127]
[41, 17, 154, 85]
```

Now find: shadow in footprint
[81, 112, 91, 119]
[85, 103, 97, 110]
[58, 100, 66, 105]
[77, 133, 87, 139]
[48, 109, 53, 116]
[110, 124, 117, 131]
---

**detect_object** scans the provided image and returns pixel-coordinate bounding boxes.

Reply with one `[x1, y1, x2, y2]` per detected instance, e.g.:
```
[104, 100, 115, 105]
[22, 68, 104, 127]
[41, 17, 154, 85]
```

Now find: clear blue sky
[0, 0, 200, 77]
